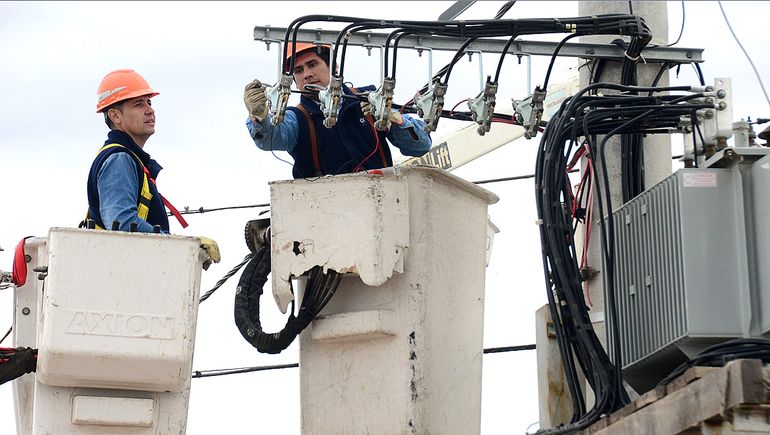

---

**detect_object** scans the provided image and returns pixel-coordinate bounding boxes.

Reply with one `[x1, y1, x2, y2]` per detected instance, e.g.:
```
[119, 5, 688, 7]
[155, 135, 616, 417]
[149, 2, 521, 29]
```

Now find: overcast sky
[1, 2, 769, 433]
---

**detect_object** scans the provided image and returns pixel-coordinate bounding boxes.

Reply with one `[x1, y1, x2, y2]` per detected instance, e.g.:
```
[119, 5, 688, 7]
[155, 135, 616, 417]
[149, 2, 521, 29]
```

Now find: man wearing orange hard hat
[243, 42, 432, 179]
[84, 69, 220, 264]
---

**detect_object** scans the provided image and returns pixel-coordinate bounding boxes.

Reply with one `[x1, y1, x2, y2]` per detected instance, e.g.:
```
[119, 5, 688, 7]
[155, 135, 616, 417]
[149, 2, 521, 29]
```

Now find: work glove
[360, 100, 404, 126]
[244, 79, 269, 121]
[197, 236, 221, 270]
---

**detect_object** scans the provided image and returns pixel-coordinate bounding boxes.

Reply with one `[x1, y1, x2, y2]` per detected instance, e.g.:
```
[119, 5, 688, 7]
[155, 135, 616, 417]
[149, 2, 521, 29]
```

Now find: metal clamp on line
[319, 75, 344, 128]
[415, 81, 447, 133]
[468, 77, 498, 136]
[266, 74, 293, 126]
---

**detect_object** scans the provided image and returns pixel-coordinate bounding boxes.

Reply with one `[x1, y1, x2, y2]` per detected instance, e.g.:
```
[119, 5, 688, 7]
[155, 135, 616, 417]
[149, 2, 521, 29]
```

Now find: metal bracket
[465, 49, 485, 93]
[254, 27, 704, 64]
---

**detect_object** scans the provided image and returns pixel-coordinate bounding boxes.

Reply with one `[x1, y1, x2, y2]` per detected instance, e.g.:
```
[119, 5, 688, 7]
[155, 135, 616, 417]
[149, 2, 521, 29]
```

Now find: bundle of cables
[276, 12, 651, 133]
[0, 346, 37, 385]
[658, 338, 770, 387]
[534, 82, 714, 433]
[234, 245, 342, 354]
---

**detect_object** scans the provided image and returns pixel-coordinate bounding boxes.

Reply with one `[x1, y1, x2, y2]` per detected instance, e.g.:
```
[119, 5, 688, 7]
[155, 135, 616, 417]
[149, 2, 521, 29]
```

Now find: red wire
[400, 97, 413, 114]
[491, 117, 520, 125]
[580, 158, 595, 306]
[353, 115, 381, 173]
[566, 144, 587, 172]
[448, 98, 473, 118]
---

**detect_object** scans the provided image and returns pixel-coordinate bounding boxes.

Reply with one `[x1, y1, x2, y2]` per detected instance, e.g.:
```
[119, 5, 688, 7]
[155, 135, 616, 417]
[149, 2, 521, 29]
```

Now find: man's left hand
[360, 100, 404, 126]
[197, 236, 221, 270]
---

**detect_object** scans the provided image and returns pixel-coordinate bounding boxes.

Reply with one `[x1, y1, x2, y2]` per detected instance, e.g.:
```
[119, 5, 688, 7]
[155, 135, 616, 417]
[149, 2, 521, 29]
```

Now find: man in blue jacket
[87, 69, 171, 233]
[86, 69, 220, 264]
[243, 43, 431, 179]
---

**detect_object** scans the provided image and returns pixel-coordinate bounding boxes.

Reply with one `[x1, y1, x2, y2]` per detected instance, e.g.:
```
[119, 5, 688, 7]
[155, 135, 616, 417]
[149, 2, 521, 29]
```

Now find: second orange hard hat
[284, 42, 330, 70]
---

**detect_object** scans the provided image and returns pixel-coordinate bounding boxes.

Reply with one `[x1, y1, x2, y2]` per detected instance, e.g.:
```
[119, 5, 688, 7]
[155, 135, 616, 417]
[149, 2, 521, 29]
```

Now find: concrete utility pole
[578, 0, 671, 347]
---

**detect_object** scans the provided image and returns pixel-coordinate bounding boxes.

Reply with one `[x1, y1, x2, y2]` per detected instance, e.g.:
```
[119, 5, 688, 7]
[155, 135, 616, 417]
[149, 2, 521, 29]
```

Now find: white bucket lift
[12, 228, 207, 434]
[269, 166, 498, 434]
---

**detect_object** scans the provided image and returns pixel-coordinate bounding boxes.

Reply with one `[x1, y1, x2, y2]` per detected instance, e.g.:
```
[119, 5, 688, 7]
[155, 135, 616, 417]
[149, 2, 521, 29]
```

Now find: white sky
[1, 1, 769, 433]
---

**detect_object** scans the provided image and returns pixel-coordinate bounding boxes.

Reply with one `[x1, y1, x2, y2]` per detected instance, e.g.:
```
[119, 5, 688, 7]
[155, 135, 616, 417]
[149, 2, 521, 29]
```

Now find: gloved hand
[244, 79, 269, 121]
[197, 236, 221, 270]
[359, 100, 404, 126]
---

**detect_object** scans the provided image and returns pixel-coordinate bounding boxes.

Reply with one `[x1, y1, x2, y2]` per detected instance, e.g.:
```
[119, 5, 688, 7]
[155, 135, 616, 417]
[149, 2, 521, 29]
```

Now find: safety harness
[293, 87, 390, 175]
[84, 144, 188, 229]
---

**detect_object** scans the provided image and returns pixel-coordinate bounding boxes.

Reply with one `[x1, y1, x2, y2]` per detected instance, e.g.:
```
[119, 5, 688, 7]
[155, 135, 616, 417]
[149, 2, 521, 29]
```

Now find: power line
[474, 169, 578, 185]
[0, 326, 11, 345]
[178, 203, 270, 216]
[718, 1, 770, 109]
[174, 169, 582, 219]
[192, 343, 535, 379]
[484, 344, 535, 353]
[199, 253, 255, 303]
[193, 363, 299, 379]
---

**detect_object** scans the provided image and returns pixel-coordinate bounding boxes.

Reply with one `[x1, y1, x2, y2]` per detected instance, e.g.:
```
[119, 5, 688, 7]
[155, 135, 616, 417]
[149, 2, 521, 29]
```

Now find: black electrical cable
[175, 203, 270, 216]
[234, 245, 342, 355]
[718, 0, 770, 108]
[199, 253, 254, 303]
[657, 338, 770, 387]
[534, 82, 710, 433]
[0, 347, 37, 385]
[693, 63, 705, 86]
[193, 363, 299, 379]
[191, 342, 536, 379]
[663, 1, 685, 47]
[0, 327, 11, 345]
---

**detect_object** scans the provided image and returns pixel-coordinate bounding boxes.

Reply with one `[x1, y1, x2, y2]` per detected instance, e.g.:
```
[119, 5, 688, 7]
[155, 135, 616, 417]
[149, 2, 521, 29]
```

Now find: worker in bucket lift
[85, 69, 220, 264]
[243, 42, 432, 179]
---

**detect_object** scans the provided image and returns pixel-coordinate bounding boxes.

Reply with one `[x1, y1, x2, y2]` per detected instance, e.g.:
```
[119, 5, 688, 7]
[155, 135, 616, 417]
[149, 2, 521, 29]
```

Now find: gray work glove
[244, 79, 269, 121]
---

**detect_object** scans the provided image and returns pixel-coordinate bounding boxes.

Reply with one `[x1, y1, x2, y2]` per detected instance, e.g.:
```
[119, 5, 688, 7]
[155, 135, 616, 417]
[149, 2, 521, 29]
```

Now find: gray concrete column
[577, 1, 671, 348]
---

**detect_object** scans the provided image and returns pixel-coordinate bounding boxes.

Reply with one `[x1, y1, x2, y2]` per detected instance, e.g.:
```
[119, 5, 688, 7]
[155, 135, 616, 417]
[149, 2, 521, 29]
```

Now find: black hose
[234, 247, 311, 354]
[234, 246, 342, 355]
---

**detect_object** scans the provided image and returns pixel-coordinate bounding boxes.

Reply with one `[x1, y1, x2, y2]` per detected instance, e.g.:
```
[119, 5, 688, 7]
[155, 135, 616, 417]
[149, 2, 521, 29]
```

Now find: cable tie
[535, 219, 544, 226]
[623, 52, 646, 64]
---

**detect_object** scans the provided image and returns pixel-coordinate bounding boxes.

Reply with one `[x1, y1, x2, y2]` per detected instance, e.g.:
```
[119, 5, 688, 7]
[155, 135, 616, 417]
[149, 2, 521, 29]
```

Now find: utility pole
[578, 1, 671, 348]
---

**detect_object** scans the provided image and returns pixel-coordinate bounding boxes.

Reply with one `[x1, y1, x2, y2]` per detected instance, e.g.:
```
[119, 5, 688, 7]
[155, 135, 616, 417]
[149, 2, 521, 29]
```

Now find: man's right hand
[244, 79, 269, 121]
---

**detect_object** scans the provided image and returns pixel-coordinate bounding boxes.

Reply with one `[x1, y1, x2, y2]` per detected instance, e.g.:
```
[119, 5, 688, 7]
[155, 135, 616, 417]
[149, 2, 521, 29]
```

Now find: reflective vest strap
[98, 143, 154, 211]
[95, 143, 186, 229]
[140, 166, 189, 229]
[296, 103, 322, 175]
[88, 144, 154, 228]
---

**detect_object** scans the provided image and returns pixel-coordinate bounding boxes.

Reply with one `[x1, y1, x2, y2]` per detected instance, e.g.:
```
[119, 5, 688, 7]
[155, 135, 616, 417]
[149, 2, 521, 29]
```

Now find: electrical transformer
[609, 148, 770, 392]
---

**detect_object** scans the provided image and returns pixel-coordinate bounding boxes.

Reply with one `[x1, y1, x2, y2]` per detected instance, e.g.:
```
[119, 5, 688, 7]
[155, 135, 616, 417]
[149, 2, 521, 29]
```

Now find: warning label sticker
[683, 172, 717, 188]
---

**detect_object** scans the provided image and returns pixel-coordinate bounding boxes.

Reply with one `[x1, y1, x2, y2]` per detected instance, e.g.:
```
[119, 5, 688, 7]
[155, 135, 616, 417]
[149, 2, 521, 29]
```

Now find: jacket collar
[105, 130, 163, 178]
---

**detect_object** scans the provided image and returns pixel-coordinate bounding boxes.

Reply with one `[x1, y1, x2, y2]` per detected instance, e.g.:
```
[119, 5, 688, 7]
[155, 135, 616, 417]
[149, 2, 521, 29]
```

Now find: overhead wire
[0, 327, 11, 345]
[717, 1, 770, 109]
[191, 343, 536, 378]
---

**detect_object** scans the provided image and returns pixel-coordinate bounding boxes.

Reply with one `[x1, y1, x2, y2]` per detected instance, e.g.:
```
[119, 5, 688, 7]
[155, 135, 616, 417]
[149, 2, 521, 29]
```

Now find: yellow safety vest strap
[90, 143, 153, 225]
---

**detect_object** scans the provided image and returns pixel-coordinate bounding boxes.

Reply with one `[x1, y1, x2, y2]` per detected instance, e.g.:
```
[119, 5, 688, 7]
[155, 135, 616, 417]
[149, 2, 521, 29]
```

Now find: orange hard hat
[96, 69, 159, 113]
[284, 42, 330, 69]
